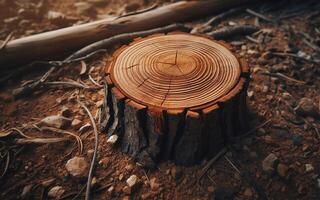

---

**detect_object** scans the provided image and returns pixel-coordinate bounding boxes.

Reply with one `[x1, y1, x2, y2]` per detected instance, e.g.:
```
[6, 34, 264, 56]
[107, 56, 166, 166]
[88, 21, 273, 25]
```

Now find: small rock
[40, 115, 71, 129]
[91, 177, 97, 187]
[47, 11, 76, 26]
[305, 164, 314, 172]
[65, 156, 89, 178]
[247, 91, 254, 99]
[21, 184, 33, 199]
[61, 106, 72, 117]
[149, 177, 160, 191]
[87, 149, 94, 157]
[277, 163, 289, 178]
[108, 185, 114, 193]
[126, 175, 138, 188]
[262, 85, 269, 93]
[262, 153, 279, 172]
[71, 118, 82, 129]
[243, 187, 253, 197]
[107, 135, 118, 144]
[122, 185, 131, 195]
[119, 173, 124, 181]
[48, 186, 65, 198]
[294, 98, 319, 118]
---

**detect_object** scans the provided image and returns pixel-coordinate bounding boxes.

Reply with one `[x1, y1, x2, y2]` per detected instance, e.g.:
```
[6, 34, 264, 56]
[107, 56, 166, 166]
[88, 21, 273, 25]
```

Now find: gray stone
[40, 115, 71, 129]
[126, 175, 138, 187]
[48, 186, 65, 198]
[262, 153, 279, 172]
[65, 156, 89, 178]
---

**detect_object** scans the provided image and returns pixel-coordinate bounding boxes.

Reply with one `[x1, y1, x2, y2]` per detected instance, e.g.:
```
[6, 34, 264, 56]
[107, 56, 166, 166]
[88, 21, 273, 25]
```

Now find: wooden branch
[67, 23, 191, 60]
[0, 0, 255, 69]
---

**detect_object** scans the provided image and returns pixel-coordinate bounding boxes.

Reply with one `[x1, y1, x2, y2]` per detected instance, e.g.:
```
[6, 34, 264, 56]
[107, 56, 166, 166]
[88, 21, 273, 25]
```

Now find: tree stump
[104, 33, 250, 166]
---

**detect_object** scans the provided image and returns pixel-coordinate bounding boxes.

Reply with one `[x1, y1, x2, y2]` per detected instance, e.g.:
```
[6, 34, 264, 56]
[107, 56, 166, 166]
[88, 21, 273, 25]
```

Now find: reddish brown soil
[1, 0, 320, 200]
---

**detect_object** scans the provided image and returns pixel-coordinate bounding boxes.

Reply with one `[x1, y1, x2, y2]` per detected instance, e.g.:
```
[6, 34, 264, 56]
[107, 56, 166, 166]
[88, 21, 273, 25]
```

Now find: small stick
[14, 137, 68, 144]
[78, 100, 99, 200]
[230, 119, 272, 141]
[0, 33, 13, 51]
[40, 126, 83, 154]
[271, 52, 319, 64]
[88, 74, 103, 88]
[246, 35, 261, 44]
[246, 8, 276, 23]
[224, 155, 241, 174]
[207, 25, 260, 40]
[205, 7, 244, 26]
[198, 147, 228, 181]
[260, 72, 307, 85]
[0, 152, 9, 179]
[67, 23, 191, 60]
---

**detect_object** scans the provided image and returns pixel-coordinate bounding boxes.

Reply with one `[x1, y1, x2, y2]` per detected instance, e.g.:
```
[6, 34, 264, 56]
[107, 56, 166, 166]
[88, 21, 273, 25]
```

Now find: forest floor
[0, 0, 320, 199]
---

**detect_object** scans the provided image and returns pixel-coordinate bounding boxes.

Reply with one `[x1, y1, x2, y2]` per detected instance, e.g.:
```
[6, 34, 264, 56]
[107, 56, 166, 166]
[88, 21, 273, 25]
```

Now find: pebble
[247, 91, 254, 99]
[305, 164, 314, 172]
[277, 163, 289, 178]
[126, 175, 138, 187]
[40, 115, 71, 129]
[108, 185, 114, 193]
[48, 186, 65, 198]
[262, 153, 279, 172]
[65, 156, 89, 178]
[107, 135, 118, 144]
[294, 98, 319, 118]
[71, 118, 82, 129]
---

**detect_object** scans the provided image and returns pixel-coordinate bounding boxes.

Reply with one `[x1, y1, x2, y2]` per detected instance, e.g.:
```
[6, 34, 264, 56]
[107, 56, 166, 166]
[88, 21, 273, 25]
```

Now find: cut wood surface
[0, 0, 254, 69]
[103, 33, 250, 166]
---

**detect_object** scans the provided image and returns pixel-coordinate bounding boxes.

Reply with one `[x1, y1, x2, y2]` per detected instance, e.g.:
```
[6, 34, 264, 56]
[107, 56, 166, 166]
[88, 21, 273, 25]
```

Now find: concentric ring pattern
[110, 34, 241, 109]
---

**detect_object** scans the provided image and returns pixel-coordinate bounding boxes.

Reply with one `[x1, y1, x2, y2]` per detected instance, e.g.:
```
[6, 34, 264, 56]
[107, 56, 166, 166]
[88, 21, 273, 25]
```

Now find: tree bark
[0, 0, 255, 69]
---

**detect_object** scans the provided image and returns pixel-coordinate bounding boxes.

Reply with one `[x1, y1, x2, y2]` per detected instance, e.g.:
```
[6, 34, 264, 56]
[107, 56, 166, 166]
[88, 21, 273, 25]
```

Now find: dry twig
[78, 100, 99, 200]
[207, 25, 260, 40]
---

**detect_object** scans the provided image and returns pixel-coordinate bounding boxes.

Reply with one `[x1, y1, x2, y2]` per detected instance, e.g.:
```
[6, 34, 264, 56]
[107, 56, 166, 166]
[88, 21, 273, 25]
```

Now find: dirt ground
[1, 0, 320, 199]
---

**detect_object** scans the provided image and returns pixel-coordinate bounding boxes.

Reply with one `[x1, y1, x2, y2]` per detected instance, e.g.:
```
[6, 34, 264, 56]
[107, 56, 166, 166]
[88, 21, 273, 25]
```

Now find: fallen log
[0, 0, 255, 69]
